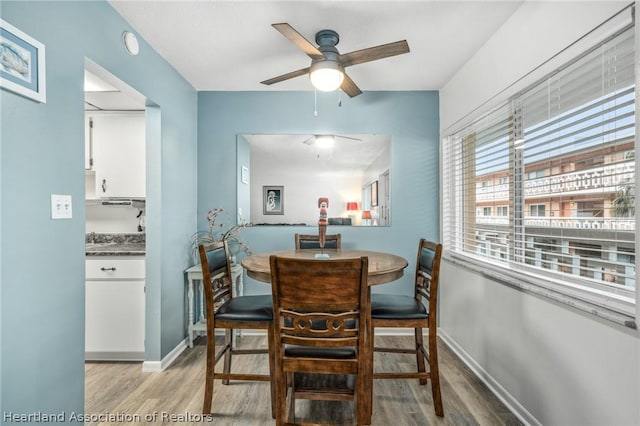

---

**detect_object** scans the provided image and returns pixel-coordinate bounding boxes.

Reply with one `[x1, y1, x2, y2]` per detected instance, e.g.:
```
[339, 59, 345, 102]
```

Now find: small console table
[184, 262, 244, 348]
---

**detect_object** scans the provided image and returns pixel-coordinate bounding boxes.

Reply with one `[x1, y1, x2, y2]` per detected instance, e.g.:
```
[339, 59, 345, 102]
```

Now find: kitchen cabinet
[86, 111, 145, 198]
[85, 257, 145, 361]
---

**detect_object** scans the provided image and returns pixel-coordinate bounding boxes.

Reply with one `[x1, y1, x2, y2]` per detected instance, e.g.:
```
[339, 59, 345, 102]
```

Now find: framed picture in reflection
[263, 185, 284, 215]
[371, 181, 378, 207]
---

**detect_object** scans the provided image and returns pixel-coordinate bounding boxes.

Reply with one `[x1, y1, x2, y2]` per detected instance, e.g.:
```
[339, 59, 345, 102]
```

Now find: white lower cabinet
[85, 257, 145, 361]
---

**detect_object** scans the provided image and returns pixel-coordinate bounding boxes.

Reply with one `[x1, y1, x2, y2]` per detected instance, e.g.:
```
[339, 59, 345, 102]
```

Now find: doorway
[83, 60, 149, 363]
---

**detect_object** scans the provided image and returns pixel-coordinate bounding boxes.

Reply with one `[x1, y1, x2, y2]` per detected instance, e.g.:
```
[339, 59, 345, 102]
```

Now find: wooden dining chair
[371, 238, 444, 417]
[294, 233, 342, 249]
[198, 240, 275, 416]
[269, 255, 370, 426]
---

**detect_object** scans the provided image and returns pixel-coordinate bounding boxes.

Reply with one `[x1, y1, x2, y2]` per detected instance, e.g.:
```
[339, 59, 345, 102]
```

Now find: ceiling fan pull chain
[314, 88, 318, 117]
[338, 89, 342, 107]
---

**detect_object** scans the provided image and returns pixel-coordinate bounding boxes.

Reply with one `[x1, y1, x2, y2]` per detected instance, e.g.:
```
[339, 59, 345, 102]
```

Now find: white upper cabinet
[88, 111, 145, 198]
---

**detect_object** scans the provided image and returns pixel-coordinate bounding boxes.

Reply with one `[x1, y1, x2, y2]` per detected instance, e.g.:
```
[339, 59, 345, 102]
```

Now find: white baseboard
[85, 351, 144, 361]
[142, 338, 188, 372]
[438, 330, 540, 426]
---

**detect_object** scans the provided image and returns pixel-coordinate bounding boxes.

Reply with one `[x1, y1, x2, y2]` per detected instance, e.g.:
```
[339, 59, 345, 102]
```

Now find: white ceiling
[93, 1, 523, 172]
[109, 1, 523, 92]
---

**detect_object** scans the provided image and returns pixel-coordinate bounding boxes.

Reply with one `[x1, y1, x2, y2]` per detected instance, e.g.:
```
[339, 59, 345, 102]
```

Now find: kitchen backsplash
[86, 204, 144, 233]
[85, 232, 145, 244]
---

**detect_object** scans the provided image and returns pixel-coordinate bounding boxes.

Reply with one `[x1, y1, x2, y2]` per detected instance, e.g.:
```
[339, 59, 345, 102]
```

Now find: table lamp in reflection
[346, 201, 358, 224]
[362, 210, 372, 226]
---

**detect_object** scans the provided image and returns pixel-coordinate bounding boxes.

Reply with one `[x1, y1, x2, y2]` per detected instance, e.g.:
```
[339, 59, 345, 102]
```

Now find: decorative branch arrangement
[191, 207, 252, 263]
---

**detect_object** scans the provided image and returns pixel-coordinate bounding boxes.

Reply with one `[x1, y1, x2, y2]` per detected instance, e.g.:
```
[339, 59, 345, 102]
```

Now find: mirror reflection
[237, 134, 391, 227]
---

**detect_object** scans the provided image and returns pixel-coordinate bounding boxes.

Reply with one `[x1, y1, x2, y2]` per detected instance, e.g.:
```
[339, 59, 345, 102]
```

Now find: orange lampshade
[346, 202, 358, 211]
[361, 210, 372, 220]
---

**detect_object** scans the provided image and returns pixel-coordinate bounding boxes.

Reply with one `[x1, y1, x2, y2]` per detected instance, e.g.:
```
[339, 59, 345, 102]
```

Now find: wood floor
[85, 335, 522, 426]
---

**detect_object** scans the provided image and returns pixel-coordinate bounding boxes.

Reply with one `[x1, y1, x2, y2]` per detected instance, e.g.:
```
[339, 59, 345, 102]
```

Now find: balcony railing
[475, 161, 634, 201]
[524, 161, 634, 197]
[476, 216, 509, 225]
[476, 183, 509, 201]
[476, 216, 635, 230]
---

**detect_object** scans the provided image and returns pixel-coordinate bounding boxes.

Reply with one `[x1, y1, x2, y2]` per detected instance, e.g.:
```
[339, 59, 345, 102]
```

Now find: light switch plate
[51, 194, 72, 219]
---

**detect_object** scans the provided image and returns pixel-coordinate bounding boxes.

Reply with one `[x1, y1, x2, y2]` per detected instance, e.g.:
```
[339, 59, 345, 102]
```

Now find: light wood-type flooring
[85, 335, 523, 426]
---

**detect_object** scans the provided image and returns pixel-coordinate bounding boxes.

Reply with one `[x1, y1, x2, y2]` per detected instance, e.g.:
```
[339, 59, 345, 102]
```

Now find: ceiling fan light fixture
[310, 60, 344, 92]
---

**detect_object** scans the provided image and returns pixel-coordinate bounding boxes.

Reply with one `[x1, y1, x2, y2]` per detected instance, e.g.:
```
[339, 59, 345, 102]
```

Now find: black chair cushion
[285, 346, 356, 359]
[371, 294, 428, 320]
[216, 295, 273, 321]
[204, 247, 227, 273]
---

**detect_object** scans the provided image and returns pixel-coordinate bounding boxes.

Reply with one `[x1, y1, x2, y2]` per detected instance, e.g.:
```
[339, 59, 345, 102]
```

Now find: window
[576, 201, 604, 218]
[528, 169, 547, 179]
[442, 21, 635, 318]
[483, 207, 492, 216]
[529, 204, 546, 217]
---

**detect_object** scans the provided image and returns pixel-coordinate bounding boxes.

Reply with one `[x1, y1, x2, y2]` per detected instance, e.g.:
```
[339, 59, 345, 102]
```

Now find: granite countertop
[86, 233, 145, 256]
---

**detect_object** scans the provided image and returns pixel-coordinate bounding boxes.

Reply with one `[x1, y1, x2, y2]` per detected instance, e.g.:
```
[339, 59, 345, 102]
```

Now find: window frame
[440, 10, 637, 328]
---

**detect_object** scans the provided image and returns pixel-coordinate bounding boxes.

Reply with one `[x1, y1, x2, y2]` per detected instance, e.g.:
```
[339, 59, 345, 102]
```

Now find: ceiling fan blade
[261, 67, 310, 85]
[272, 23, 324, 60]
[339, 40, 410, 68]
[340, 73, 362, 98]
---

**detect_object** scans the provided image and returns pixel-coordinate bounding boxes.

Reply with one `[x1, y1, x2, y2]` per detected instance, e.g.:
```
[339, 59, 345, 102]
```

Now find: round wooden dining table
[241, 248, 409, 285]
[241, 248, 408, 423]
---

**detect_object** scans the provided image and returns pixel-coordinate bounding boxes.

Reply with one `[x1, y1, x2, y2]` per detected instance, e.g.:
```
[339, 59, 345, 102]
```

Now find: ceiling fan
[302, 134, 362, 147]
[261, 23, 410, 98]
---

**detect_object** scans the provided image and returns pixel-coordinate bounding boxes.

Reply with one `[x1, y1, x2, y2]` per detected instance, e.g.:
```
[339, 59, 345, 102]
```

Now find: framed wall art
[263, 185, 284, 215]
[371, 180, 378, 207]
[0, 19, 46, 103]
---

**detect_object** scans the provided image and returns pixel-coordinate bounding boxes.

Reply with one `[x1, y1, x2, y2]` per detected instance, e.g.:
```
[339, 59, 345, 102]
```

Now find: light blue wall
[198, 91, 439, 295]
[1, 1, 197, 418]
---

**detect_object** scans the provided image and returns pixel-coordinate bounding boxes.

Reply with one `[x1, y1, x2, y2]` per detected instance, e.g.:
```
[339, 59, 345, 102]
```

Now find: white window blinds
[442, 21, 636, 314]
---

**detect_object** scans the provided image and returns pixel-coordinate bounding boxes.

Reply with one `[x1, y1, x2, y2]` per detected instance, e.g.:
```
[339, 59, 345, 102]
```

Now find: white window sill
[443, 251, 637, 329]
